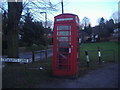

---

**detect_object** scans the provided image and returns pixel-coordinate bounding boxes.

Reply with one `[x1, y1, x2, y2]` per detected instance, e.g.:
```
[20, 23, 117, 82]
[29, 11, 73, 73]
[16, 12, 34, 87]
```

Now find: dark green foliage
[98, 17, 115, 38]
[27, 44, 45, 51]
[99, 17, 105, 26]
[98, 17, 106, 37]
[47, 38, 53, 45]
[20, 12, 46, 47]
[106, 19, 114, 33]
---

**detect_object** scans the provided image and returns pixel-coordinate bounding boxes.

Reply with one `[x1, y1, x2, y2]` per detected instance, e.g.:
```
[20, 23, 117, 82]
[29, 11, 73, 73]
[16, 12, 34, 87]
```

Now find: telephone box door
[53, 23, 75, 75]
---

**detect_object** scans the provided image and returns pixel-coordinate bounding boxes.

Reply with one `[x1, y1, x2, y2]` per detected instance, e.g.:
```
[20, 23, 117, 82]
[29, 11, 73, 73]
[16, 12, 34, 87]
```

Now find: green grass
[2, 41, 119, 88]
[80, 41, 119, 51]
[2, 57, 53, 88]
[80, 41, 119, 65]
[78, 41, 119, 77]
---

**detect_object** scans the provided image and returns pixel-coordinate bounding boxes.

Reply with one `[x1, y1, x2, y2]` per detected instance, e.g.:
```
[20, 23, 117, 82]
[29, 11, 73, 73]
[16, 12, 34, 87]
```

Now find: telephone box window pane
[57, 54, 69, 59]
[57, 26, 71, 30]
[58, 42, 69, 47]
[58, 48, 69, 52]
[57, 37, 71, 41]
[57, 31, 71, 36]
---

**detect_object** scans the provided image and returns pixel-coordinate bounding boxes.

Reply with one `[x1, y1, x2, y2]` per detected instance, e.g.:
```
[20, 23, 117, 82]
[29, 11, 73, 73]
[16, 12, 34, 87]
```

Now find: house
[110, 28, 120, 41]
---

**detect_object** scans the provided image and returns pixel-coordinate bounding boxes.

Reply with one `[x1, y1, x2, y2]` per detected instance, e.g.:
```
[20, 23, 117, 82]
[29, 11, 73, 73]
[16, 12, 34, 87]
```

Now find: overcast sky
[1, 0, 119, 27]
[46, 0, 119, 27]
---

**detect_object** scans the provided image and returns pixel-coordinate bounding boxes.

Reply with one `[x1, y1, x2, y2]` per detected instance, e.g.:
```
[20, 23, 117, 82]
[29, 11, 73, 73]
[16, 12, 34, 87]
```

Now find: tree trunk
[7, 1, 22, 58]
[7, 21, 19, 58]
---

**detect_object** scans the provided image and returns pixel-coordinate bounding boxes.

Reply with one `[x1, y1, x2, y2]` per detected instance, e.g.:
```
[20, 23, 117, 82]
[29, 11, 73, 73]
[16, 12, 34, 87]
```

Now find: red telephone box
[53, 13, 80, 77]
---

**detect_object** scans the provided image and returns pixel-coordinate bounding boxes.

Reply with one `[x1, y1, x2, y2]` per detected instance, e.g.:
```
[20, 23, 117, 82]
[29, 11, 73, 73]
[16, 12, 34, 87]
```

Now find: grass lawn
[78, 41, 119, 76]
[2, 41, 119, 88]
[2, 57, 53, 88]
[80, 41, 119, 64]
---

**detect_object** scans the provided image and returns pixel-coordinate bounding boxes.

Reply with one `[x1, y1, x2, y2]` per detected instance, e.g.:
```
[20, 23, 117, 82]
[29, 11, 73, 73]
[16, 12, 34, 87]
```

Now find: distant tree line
[81, 16, 119, 42]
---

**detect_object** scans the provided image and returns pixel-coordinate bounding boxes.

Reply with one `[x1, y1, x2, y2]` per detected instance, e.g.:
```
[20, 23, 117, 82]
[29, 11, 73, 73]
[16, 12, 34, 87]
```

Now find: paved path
[37, 63, 119, 88]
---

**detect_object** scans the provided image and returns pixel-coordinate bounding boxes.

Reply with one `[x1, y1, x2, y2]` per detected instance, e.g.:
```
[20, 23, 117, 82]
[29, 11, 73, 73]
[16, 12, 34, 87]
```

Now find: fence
[80, 49, 117, 67]
[1, 49, 117, 65]
[19, 49, 53, 62]
[33, 49, 53, 62]
[1, 49, 53, 64]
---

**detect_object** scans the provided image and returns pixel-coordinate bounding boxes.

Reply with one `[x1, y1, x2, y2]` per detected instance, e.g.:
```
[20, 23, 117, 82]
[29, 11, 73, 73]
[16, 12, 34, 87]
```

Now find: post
[45, 12, 47, 28]
[40, 12, 47, 28]
[85, 50, 90, 67]
[40, 12, 48, 60]
[32, 51, 35, 62]
[45, 50, 47, 60]
[40, 51, 42, 60]
[98, 47, 101, 64]
[61, 0, 64, 14]
[44, 12, 48, 60]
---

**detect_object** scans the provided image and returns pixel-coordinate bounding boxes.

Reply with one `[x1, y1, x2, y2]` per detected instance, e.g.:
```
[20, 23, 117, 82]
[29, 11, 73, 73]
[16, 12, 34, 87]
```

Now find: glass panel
[58, 48, 69, 53]
[57, 31, 71, 36]
[57, 26, 71, 30]
[57, 42, 69, 47]
[57, 37, 71, 41]
[56, 54, 70, 70]
[57, 59, 68, 63]
[57, 53, 69, 59]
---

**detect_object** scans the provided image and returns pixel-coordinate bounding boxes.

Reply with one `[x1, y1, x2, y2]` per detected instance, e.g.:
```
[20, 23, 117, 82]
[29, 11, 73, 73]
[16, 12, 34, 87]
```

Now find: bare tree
[82, 17, 90, 29]
[2, 0, 59, 58]
[111, 11, 120, 24]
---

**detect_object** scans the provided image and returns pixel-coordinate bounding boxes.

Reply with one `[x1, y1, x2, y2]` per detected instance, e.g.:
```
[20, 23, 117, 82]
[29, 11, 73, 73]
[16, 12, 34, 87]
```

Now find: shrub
[27, 44, 45, 51]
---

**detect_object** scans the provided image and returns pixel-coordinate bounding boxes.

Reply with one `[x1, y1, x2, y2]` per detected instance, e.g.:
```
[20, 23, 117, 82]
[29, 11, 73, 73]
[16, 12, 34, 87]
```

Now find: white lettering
[0, 58, 30, 63]
[56, 18, 73, 21]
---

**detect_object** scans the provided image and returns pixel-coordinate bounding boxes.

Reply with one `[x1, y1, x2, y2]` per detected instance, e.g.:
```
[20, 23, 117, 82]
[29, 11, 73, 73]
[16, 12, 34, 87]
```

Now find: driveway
[36, 63, 119, 88]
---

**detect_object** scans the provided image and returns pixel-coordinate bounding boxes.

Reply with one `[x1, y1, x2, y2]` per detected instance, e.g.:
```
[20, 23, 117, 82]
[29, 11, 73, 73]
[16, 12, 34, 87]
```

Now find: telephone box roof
[54, 13, 78, 18]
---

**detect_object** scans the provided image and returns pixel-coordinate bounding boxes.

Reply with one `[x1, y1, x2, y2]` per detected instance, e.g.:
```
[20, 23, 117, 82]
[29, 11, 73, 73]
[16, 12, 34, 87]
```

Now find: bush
[27, 44, 45, 51]
[47, 38, 53, 45]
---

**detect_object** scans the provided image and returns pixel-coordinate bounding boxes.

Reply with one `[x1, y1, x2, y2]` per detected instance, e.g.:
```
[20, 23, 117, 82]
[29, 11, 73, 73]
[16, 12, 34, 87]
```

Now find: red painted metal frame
[53, 13, 80, 77]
